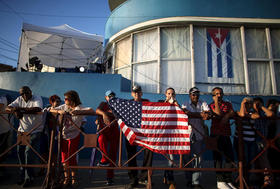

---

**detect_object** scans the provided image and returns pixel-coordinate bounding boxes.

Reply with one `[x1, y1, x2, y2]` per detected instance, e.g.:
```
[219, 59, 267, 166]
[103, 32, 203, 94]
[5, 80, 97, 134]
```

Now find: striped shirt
[234, 116, 255, 141]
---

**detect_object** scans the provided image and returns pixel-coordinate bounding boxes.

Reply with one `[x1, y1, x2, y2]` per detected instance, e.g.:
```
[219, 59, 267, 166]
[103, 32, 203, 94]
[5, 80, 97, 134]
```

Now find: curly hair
[64, 90, 81, 106]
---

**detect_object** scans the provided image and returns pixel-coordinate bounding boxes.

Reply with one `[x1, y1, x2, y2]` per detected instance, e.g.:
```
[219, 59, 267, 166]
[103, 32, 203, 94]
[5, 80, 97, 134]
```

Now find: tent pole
[17, 30, 25, 71]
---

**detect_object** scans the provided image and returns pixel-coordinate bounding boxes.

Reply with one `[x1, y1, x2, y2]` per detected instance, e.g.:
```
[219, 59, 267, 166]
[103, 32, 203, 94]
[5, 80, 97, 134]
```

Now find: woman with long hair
[50, 90, 94, 187]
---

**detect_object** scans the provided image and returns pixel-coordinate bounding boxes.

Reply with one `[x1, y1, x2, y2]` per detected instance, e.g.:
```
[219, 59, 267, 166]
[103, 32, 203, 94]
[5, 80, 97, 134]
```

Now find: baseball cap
[105, 90, 115, 97]
[189, 87, 200, 94]
[132, 85, 142, 92]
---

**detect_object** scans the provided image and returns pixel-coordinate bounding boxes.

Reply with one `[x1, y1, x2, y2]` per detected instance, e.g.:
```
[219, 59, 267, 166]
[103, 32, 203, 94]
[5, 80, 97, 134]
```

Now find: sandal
[62, 177, 70, 187]
[263, 169, 273, 189]
[71, 177, 79, 188]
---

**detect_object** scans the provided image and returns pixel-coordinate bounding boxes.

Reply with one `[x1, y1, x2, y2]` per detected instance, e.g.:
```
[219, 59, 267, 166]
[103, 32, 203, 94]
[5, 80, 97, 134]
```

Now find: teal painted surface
[1, 72, 279, 159]
[105, 0, 280, 43]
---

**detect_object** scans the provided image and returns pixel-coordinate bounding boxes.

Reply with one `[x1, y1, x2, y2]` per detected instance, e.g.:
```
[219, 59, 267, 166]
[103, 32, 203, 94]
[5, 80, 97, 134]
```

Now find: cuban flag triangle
[207, 28, 233, 78]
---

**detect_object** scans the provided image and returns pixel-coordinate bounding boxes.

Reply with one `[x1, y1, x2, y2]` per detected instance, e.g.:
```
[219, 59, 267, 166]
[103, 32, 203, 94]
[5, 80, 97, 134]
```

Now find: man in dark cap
[124, 85, 152, 188]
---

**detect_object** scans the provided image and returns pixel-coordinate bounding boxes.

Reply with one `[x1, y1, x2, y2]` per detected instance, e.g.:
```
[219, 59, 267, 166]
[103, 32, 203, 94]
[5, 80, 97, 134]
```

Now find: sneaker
[226, 182, 237, 189]
[22, 178, 33, 188]
[97, 161, 110, 167]
[106, 178, 114, 186]
[139, 179, 148, 185]
[17, 178, 25, 185]
[186, 181, 192, 187]
[217, 182, 231, 189]
[192, 184, 203, 189]
[126, 179, 138, 189]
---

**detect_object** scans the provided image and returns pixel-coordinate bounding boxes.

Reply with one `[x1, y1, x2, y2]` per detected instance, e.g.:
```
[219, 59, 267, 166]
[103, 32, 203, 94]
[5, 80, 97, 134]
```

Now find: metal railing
[0, 111, 280, 189]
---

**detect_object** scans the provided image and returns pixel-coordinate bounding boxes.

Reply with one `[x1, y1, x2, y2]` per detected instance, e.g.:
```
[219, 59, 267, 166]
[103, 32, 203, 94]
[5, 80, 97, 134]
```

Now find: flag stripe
[226, 33, 233, 78]
[136, 136, 190, 142]
[142, 113, 187, 118]
[142, 109, 187, 113]
[217, 47, 223, 77]
[140, 125, 190, 130]
[207, 32, 213, 77]
[141, 120, 188, 126]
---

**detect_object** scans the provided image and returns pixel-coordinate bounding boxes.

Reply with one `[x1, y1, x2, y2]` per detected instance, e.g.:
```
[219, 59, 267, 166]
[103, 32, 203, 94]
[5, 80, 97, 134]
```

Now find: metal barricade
[1, 111, 280, 189]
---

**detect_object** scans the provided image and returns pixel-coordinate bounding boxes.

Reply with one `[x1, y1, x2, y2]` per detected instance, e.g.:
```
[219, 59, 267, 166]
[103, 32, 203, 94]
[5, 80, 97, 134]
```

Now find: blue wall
[105, 0, 280, 43]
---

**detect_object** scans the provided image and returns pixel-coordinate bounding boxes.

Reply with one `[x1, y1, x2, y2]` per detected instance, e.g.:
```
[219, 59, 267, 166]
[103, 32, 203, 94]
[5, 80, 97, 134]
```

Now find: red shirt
[97, 102, 119, 134]
[209, 101, 233, 136]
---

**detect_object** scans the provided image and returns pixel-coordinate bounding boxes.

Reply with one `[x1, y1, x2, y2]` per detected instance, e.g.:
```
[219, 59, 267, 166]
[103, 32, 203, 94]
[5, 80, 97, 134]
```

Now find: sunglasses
[20, 92, 30, 96]
[191, 93, 199, 96]
[64, 97, 70, 101]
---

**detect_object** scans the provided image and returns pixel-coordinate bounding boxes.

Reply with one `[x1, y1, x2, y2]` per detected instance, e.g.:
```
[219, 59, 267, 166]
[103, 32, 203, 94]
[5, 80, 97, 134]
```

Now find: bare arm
[6, 106, 41, 114]
[70, 108, 96, 116]
[96, 102, 113, 125]
[261, 106, 274, 117]
[212, 96, 222, 116]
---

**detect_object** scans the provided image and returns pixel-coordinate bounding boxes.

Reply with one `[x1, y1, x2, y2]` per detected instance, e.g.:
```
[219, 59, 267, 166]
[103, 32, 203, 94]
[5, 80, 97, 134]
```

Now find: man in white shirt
[182, 87, 210, 189]
[6, 86, 43, 187]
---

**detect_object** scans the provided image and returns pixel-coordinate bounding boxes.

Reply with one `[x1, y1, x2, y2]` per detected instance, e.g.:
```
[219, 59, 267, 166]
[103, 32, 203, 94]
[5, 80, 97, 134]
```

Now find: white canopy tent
[18, 23, 104, 72]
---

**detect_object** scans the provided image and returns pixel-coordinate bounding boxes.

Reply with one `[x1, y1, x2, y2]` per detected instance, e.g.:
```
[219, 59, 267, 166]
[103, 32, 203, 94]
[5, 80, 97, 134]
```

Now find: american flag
[108, 98, 191, 154]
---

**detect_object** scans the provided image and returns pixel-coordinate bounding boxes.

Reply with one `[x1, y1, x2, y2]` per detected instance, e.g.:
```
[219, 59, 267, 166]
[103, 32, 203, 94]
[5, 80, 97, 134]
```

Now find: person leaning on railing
[5, 86, 43, 188]
[208, 87, 236, 189]
[233, 97, 259, 186]
[251, 97, 274, 188]
[266, 99, 280, 186]
[0, 95, 12, 177]
[49, 90, 95, 188]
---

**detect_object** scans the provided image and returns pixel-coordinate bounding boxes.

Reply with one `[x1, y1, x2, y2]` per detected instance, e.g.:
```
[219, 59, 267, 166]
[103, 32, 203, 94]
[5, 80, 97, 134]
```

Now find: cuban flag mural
[207, 28, 233, 78]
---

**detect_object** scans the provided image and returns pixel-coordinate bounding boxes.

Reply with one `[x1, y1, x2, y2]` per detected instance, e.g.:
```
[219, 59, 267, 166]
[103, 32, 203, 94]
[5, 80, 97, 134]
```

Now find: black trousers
[125, 139, 138, 182]
[139, 148, 153, 180]
[211, 135, 234, 182]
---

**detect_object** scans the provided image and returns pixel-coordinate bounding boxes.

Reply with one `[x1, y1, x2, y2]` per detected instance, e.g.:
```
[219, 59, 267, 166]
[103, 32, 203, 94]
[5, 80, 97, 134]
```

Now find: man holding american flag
[108, 87, 191, 189]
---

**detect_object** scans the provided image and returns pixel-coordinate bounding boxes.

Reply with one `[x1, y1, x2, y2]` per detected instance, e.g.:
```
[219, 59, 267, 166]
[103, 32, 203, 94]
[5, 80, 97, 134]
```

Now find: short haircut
[211, 87, 223, 95]
[165, 87, 175, 94]
[253, 97, 264, 104]
[64, 90, 81, 106]
[20, 86, 31, 93]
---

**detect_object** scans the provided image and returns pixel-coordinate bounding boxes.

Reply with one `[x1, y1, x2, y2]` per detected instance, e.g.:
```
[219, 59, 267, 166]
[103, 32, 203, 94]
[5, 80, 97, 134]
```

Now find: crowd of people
[0, 85, 279, 189]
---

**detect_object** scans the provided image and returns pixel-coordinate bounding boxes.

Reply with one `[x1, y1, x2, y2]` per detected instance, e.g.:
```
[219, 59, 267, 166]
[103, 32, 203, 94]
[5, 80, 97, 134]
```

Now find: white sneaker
[226, 182, 237, 189]
[217, 182, 231, 189]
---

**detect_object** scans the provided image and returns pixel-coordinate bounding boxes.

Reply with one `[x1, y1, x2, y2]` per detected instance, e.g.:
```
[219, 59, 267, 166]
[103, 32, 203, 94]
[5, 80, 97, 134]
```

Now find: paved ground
[0, 160, 218, 189]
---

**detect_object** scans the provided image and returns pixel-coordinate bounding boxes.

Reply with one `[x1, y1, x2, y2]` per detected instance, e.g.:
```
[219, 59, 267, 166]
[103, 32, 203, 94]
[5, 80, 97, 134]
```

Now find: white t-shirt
[55, 104, 88, 140]
[182, 100, 209, 141]
[0, 96, 11, 134]
[9, 95, 43, 133]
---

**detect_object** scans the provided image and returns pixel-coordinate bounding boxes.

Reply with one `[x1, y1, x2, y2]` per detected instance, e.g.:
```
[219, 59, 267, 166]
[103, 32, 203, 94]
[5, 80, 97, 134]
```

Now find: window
[115, 36, 132, 80]
[160, 27, 191, 93]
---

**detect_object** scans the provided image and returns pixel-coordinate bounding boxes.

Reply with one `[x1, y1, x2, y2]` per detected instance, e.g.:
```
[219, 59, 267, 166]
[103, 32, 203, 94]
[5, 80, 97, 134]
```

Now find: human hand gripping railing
[0, 111, 47, 165]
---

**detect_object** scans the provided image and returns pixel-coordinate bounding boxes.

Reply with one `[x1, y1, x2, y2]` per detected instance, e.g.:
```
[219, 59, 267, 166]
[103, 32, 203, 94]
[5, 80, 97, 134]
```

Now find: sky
[0, 0, 111, 68]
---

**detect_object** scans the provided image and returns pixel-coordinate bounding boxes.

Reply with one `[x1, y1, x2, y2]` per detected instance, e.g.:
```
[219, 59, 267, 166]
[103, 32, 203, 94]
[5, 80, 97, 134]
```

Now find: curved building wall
[105, 0, 280, 95]
[105, 0, 280, 42]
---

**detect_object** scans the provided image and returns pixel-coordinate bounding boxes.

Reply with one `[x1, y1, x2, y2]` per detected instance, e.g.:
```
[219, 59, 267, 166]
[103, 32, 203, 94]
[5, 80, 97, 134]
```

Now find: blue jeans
[184, 140, 204, 185]
[17, 132, 41, 180]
